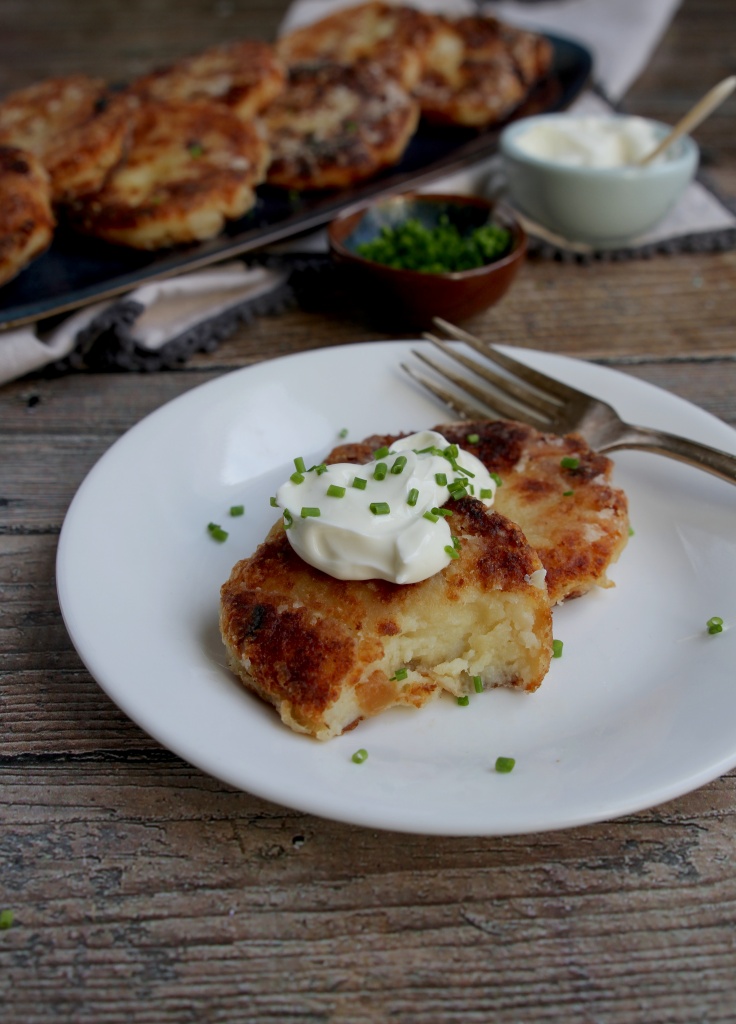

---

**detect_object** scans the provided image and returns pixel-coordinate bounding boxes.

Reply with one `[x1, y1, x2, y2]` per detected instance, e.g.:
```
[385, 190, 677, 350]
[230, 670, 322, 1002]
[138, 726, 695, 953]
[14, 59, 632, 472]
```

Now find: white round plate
[56, 341, 736, 835]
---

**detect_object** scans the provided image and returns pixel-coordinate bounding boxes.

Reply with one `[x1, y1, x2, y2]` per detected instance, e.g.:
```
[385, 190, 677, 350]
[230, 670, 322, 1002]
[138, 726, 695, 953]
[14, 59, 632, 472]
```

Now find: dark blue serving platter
[0, 34, 591, 329]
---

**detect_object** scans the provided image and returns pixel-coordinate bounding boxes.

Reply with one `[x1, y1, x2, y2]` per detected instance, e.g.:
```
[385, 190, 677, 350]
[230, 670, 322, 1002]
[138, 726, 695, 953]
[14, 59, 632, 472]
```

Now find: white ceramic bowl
[499, 113, 699, 246]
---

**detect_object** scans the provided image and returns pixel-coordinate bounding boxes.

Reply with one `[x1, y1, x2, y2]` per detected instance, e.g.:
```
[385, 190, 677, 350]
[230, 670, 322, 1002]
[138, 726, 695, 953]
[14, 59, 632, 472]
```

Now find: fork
[402, 317, 736, 485]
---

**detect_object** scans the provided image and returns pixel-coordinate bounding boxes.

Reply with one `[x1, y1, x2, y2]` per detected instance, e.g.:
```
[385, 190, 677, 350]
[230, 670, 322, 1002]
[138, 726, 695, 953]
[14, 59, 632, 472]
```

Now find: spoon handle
[640, 75, 736, 166]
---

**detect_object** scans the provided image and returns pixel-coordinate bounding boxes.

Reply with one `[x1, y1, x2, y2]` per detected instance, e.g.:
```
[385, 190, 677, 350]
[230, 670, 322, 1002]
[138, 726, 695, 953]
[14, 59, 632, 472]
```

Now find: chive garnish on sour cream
[272, 429, 497, 585]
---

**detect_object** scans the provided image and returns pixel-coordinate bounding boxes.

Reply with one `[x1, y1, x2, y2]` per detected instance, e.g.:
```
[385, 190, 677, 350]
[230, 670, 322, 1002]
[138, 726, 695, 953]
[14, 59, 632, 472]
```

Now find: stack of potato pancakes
[0, 1, 552, 284]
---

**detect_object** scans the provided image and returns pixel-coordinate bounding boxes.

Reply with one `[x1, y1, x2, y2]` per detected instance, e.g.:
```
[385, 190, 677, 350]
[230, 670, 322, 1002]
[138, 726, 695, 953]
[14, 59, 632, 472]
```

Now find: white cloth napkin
[0, 263, 288, 386]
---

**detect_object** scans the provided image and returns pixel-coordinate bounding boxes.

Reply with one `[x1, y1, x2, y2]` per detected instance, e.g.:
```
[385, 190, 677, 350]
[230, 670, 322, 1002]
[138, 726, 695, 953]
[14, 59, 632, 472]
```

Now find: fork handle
[600, 424, 736, 484]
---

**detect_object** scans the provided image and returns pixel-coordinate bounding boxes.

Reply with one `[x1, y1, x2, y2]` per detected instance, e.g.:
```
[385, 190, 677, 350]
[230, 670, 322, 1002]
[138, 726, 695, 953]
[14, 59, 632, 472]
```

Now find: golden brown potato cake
[0, 75, 135, 203]
[332, 420, 629, 605]
[128, 39, 286, 121]
[276, 1, 441, 90]
[0, 145, 55, 287]
[262, 61, 419, 191]
[221, 497, 552, 740]
[69, 99, 269, 250]
[414, 14, 552, 127]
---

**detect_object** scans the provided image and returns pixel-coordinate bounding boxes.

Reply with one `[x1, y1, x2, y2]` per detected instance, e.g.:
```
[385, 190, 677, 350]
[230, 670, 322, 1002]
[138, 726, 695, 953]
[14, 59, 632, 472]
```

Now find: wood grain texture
[1, 0, 735, 1021]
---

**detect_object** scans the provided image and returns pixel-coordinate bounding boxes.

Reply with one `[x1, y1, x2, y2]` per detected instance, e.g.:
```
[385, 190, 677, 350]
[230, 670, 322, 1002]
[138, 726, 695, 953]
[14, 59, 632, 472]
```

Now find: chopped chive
[301, 506, 321, 518]
[391, 667, 408, 681]
[423, 510, 439, 523]
[315, 463, 328, 475]
[628, 525, 635, 536]
[373, 445, 390, 459]
[0, 909, 13, 930]
[473, 675, 483, 693]
[352, 748, 368, 764]
[560, 456, 580, 470]
[326, 484, 346, 498]
[207, 522, 228, 542]
[707, 616, 724, 635]
[444, 444, 459, 459]
[444, 545, 460, 559]
[495, 756, 516, 773]
[338, 427, 349, 438]
[229, 505, 245, 517]
[390, 455, 407, 474]
[416, 445, 444, 456]
[290, 471, 305, 484]
[370, 501, 390, 515]
[490, 472, 503, 486]
[466, 433, 480, 444]
[407, 487, 419, 506]
[294, 456, 306, 474]
[562, 489, 574, 497]
[352, 476, 367, 490]
[270, 496, 278, 507]
[452, 536, 461, 550]
[431, 507, 453, 517]
[552, 639, 564, 658]
[435, 472, 447, 486]
[283, 509, 293, 529]
[457, 695, 469, 706]
[480, 487, 494, 499]
[374, 462, 388, 481]
[456, 465, 475, 478]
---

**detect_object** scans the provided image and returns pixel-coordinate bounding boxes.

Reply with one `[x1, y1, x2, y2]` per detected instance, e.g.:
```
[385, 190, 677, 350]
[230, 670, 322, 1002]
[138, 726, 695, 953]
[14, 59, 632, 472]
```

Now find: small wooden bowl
[327, 192, 526, 329]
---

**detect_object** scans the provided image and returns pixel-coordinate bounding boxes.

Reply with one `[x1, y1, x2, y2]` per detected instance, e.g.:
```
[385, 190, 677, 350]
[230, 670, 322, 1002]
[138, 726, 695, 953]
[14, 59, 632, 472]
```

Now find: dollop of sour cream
[513, 116, 663, 168]
[275, 430, 497, 584]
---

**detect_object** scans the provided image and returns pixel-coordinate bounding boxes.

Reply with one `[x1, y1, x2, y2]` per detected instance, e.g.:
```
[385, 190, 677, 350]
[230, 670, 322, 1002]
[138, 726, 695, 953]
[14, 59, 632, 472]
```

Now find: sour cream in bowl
[500, 113, 699, 246]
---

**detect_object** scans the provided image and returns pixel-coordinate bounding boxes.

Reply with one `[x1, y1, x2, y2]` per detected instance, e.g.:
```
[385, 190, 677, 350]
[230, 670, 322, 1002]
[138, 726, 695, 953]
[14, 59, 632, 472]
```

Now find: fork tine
[423, 332, 560, 420]
[408, 349, 550, 429]
[432, 317, 584, 403]
[401, 361, 486, 421]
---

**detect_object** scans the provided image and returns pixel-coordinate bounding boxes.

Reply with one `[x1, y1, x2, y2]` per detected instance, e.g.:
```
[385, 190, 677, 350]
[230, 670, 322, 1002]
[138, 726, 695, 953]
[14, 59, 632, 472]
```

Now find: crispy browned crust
[68, 99, 269, 249]
[276, 1, 442, 90]
[329, 419, 629, 605]
[128, 40, 286, 120]
[262, 60, 419, 190]
[414, 14, 552, 127]
[221, 498, 552, 740]
[0, 146, 55, 287]
[0, 75, 135, 203]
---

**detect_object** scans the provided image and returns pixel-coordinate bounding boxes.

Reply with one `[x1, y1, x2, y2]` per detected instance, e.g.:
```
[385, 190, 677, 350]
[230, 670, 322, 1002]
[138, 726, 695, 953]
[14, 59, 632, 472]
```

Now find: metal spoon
[639, 75, 736, 165]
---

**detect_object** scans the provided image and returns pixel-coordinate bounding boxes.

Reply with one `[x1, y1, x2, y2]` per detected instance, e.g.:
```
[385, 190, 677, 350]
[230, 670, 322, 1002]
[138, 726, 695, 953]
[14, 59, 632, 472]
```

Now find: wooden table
[2, 2, 736, 1020]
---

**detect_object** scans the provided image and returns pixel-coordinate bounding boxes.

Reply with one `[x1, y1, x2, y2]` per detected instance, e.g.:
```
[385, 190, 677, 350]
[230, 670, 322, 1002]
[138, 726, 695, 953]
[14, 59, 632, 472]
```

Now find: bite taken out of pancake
[329, 419, 629, 605]
[221, 496, 553, 741]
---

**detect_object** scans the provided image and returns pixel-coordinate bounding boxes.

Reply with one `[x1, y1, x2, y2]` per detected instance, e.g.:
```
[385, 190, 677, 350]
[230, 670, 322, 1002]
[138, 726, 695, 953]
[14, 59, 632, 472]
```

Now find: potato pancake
[69, 99, 269, 250]
[129, 39, 285, 121]
[221, 498, 552, 740]
[276, 1, 441, 90]
[414, 14, 552, 127]
[262, 61, 419, 191]
[0, 146, 55, 287]
[0, 75, 135, 203]
[330, 420, 629, 605]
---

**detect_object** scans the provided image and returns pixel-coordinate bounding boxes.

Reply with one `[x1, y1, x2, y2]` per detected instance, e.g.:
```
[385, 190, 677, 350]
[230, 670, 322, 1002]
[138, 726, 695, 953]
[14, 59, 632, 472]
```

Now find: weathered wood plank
[0, 764, 735, 1023]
